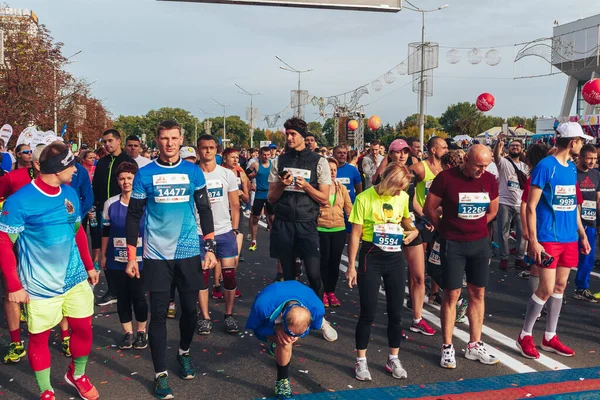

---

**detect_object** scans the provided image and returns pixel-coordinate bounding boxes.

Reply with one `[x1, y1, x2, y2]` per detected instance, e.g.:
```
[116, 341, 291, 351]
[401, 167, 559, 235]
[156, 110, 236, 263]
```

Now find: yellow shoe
[167, 302, 176, 319]
[62, 337, 71, 357]
[3, 341, 26, 363]
[594, 292, 600, 300]
[249, 241, 257, 251]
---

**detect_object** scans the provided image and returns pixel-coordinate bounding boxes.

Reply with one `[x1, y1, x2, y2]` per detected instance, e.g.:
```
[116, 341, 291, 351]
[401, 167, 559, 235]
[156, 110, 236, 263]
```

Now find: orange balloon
[368, 115, 381, 130]
[347, 120, 359, 131]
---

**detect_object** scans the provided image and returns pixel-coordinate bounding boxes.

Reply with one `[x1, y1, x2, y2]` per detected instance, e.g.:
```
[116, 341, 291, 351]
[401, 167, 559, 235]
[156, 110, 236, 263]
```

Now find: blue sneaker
[491, 242, 499, 250]
[275, 378, 293, 399]
[177, 353, 196, 380]
[154, 373, 174, 399]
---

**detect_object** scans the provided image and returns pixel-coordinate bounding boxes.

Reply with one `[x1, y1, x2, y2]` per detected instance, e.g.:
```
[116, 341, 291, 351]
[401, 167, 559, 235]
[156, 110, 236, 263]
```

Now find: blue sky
[19, 0, 600, 127]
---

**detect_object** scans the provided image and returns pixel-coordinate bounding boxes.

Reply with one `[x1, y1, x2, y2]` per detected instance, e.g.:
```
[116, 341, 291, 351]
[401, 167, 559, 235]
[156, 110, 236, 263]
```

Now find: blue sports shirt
[103, 194, 144, 270]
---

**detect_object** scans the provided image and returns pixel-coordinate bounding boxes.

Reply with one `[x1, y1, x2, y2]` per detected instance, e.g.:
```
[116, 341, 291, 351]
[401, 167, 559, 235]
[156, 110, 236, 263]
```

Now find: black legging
[318, 230, 346, 293]
[148, 290, 197, 373]
[82, 210, 102, 250]
[281, 253, 322, 298]
[355, 242, 406, 350]
[104, 269, 148, 324]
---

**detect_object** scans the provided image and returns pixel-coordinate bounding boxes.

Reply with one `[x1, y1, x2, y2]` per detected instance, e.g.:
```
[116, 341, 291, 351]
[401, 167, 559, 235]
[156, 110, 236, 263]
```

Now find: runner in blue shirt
[333, 145, 362, 202]
[125, 120, 217, 399]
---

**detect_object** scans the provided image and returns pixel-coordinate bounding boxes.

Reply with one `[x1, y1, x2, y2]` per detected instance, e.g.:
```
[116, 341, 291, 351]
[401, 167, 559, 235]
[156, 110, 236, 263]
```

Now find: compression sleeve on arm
[126, 197, 146, 260]
[0, 232, 21, 292]
[75, 227, 94, 271]
[194, 186, 215, 240]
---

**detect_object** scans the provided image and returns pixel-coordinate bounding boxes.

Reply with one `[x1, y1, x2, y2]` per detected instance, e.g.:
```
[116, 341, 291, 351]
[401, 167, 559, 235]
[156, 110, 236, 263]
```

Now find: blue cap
[269, 143, 277, 149]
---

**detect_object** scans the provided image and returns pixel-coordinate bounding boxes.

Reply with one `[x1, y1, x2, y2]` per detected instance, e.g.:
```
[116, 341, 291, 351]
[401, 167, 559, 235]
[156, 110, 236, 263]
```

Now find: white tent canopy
[453, 134, 473, 142]
[476, 126, 534, 138]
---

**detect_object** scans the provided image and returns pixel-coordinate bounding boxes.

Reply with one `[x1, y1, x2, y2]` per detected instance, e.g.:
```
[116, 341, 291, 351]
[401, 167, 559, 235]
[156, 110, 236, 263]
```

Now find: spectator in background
[14, 144, 32, 170]
[406, 137, 422, 161]
[362, 140, 383, 189]
[0, 139, 15, 173]
[269, 143, 278, 159]
[348, 149, 359, 168]
[125, 135, 152, 169]
[80, 150, 96, 182]
[305, 133, 318, 152]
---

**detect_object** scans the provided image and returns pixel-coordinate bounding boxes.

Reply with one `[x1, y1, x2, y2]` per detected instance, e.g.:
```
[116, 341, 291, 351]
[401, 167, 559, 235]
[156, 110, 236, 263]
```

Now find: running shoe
[212, 285, 223, 299]
[517, 270, 531, 279]
[274, 378, 293, 399]
[3, 341, 26, 363]
[328, 292, 341, 307]
[167, 302, 176, 319]
[594, 291, 600, 300]
[406, 297, 413, 310]
[239, 255, 245, 262]
[465, 341, 499, 365]
[541, 335, 574, 357]
[573, 289, 598, 303]
[385, 357, 408, 379]
[197, 319, 213, 335]
[249, 241, 257, 251]
[62, 337, 71, 357]
[499, 259, 509, 270]
[64, 363, 99, 400]
[235, 288, 242, 298]
[440, 344, 456, 369]
[154, 373, 174, 399]
[177, 353, 196, 379]
[516, 335, 539, 359]
[322, 293, 329, 308]
[40, 390, 55, 400]
[401, 330, 408, 340]
[119, 332, 134, 350]
[224, 315, 240, 334]
[96, 292, 117, 307]
[20, 308, 26, 323]
[429, 292, 442, 306]
[321, 319, 338, 342]
[515, 258, 526, 269]
[410, 319, 436, 336]
[491, 241, 499, 250]
[354, 359, 372, 381]
[243, 209, 251, 217]
[295, 259, 303, 277]
[267, 341, 276, 356]
[246, 233, 252, 242]
[134, 331, 148, 350]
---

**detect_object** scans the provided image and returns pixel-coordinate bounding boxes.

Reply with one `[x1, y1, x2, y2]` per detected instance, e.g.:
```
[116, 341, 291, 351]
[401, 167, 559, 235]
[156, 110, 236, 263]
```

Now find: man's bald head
[463, 144, 492, 179]
[285, 305, 311, 336]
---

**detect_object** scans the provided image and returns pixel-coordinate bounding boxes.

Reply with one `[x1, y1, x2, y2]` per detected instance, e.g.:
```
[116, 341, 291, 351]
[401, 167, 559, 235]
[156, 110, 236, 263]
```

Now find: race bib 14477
[581, 200, 596, 221]
[552, 185, 576, 212]
[152, 174, 190, 203]
[458, 192, 490, 220]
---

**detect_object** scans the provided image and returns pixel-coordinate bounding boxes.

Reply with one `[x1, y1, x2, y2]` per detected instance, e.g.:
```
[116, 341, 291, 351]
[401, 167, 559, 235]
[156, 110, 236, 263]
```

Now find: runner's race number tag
[581, 200, 596, 221]
[425, 180, 432, 195]
[373, 223, 403, 252]
[428, 241, 441, 265]
[552, 185, 576, 212]
[336, 177, 351, 185]
[113, 237, 142, 263]
[507, 178, 520, 191]
[458, 192, 490, 220]
[283, 168, 311, 193]
[207, 179, 224, 204]
[152, 174, 190, 203]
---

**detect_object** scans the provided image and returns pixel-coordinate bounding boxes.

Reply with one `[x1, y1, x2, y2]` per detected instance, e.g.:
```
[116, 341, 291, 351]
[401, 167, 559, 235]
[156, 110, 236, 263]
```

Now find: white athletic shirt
[134, 156, 152, 169]
[196, 165, 238, 236]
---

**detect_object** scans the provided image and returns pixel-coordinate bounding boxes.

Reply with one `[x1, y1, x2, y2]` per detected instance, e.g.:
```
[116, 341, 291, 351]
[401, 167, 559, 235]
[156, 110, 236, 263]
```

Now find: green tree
[439, 102, 482, 137]
[322, 118, 335, 147]
[403, 114, 441, 130]
[201, 115, 250, 148]
[251, 128, 267, 147]
[308, 121, 327, 147]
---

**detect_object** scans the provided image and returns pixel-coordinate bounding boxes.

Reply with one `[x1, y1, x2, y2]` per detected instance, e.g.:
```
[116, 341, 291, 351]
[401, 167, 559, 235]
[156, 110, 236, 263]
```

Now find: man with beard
[493, 135, 529, 270]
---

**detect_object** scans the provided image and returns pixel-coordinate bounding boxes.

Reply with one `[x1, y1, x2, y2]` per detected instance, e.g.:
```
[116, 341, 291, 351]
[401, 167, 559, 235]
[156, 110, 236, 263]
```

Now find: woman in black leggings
[346, 162, 419, 381]
[100, 162, 148, 350]
[317, 158, 352, 307]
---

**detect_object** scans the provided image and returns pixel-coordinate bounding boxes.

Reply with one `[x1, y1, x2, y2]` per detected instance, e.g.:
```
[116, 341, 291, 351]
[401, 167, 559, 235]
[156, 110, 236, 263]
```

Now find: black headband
[40, 149, 75, 174]
[285, 121, 308, 138]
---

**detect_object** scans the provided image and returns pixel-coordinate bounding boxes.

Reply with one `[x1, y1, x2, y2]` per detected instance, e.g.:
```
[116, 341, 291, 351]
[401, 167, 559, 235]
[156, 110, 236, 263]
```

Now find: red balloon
[476, 93, 495, 112]
[368, 115, 381, 131]
[347, 120, 359, 131]
[582, 79, 600, 105]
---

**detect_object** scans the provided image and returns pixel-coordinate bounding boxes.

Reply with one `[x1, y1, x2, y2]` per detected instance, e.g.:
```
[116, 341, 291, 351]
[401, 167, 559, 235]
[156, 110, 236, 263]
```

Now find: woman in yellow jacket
[317, 158, 353, 307]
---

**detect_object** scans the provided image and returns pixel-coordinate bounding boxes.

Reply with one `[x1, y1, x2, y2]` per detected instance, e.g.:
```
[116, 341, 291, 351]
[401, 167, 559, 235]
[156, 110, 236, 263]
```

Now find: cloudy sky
[19, 0, 600, 127]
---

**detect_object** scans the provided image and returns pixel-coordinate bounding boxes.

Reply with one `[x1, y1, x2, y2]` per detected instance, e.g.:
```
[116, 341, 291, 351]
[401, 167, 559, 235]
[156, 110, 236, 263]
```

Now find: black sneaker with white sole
[96, 292, 118, 307]
[224, 315, 240, 333]
[573, 289, 599, 303]
[119, 332, 134, 350]
[133, 331, 148, 349]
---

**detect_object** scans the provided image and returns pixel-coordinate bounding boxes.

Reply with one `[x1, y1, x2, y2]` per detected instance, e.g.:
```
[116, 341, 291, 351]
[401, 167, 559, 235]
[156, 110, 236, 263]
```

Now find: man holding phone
[517, 122, 592, 360]
[267, 117, 338, 342]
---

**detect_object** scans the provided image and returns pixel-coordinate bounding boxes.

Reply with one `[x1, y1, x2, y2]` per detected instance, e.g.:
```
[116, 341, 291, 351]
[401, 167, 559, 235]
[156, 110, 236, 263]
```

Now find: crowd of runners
[0, 117, 598, 400]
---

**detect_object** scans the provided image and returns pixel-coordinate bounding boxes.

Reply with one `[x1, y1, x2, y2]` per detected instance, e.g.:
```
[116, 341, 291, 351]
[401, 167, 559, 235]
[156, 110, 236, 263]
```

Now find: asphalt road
[1, 218, 600, 399]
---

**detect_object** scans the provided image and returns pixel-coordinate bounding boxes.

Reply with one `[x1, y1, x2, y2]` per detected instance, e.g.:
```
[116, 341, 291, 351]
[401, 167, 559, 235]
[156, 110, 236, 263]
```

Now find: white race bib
[458, 192, 490, 220]
[336, 177, 351, 185]
[373, 223, 403, 252]
[582, 200, 596, 221]
[207, 179, 224, 204]
[552, 185, 576, 212]
[428, 241, 441, 265]
[152, 174, 190, 203]
[113, 237, 142, 263]
[425, 180, 433, 195]
[507, 177, 521, 191]
[283, 168, 312, 193]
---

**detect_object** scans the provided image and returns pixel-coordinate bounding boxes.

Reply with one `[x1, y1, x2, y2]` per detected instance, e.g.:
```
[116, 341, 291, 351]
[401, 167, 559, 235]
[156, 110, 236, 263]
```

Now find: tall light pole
[199, 107, 215, 139]
[405, 2, 448, 153]
[235, 83, 260, 148]
[211, 98, 231, 146]
[54, 50, 82, 134]
[276, 56, 313, 119]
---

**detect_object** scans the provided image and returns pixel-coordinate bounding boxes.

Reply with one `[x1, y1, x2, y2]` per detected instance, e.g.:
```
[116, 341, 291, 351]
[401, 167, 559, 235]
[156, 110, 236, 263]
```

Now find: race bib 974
[152, 174, 190, 203]
[207, 179, 224, 204]
[458, 192, 490, 220]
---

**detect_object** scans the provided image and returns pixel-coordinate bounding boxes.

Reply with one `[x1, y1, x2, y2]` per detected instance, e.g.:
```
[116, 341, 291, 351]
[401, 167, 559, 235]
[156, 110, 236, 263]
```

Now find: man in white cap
[517, 122, 592, 360]
[180, 146, 197, 164]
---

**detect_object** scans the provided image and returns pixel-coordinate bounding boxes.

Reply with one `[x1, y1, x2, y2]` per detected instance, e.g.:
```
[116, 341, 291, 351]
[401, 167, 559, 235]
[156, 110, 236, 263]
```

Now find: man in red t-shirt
[424, 144, 499, 370]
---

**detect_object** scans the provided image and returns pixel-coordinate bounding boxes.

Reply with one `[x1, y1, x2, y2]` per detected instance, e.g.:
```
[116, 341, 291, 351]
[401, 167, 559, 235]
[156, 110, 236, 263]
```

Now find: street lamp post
[405, 2, 448, 154]
[235, 83, 261, 148]
[211, 97, 231, 146]
[276, 56, 313, 119]
[54, 50, 82, 134]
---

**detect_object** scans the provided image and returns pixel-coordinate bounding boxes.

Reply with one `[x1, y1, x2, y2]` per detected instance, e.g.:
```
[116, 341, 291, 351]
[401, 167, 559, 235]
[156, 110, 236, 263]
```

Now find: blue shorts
[199, 230, 239, 260]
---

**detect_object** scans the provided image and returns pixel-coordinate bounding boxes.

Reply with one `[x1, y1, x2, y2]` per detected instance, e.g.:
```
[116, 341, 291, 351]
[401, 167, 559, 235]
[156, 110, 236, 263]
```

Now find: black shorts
[404, 231, 424, 247]
[440, 237, 491, 290]
[252, 199, 274, 216]
[270, 219, 320, 260]
[143, 256, 204, 293]
[419, 227, 435, 245]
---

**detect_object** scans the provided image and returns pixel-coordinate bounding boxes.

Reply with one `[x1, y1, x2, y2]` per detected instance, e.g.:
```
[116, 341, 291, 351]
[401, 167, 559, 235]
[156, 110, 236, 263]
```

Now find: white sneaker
[321, 319, 338, 342]
[354, 359, 372, 381]
[440, 344, 456, 369]
[465, 341, 500, 365]
[386, 357, 408, 379]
